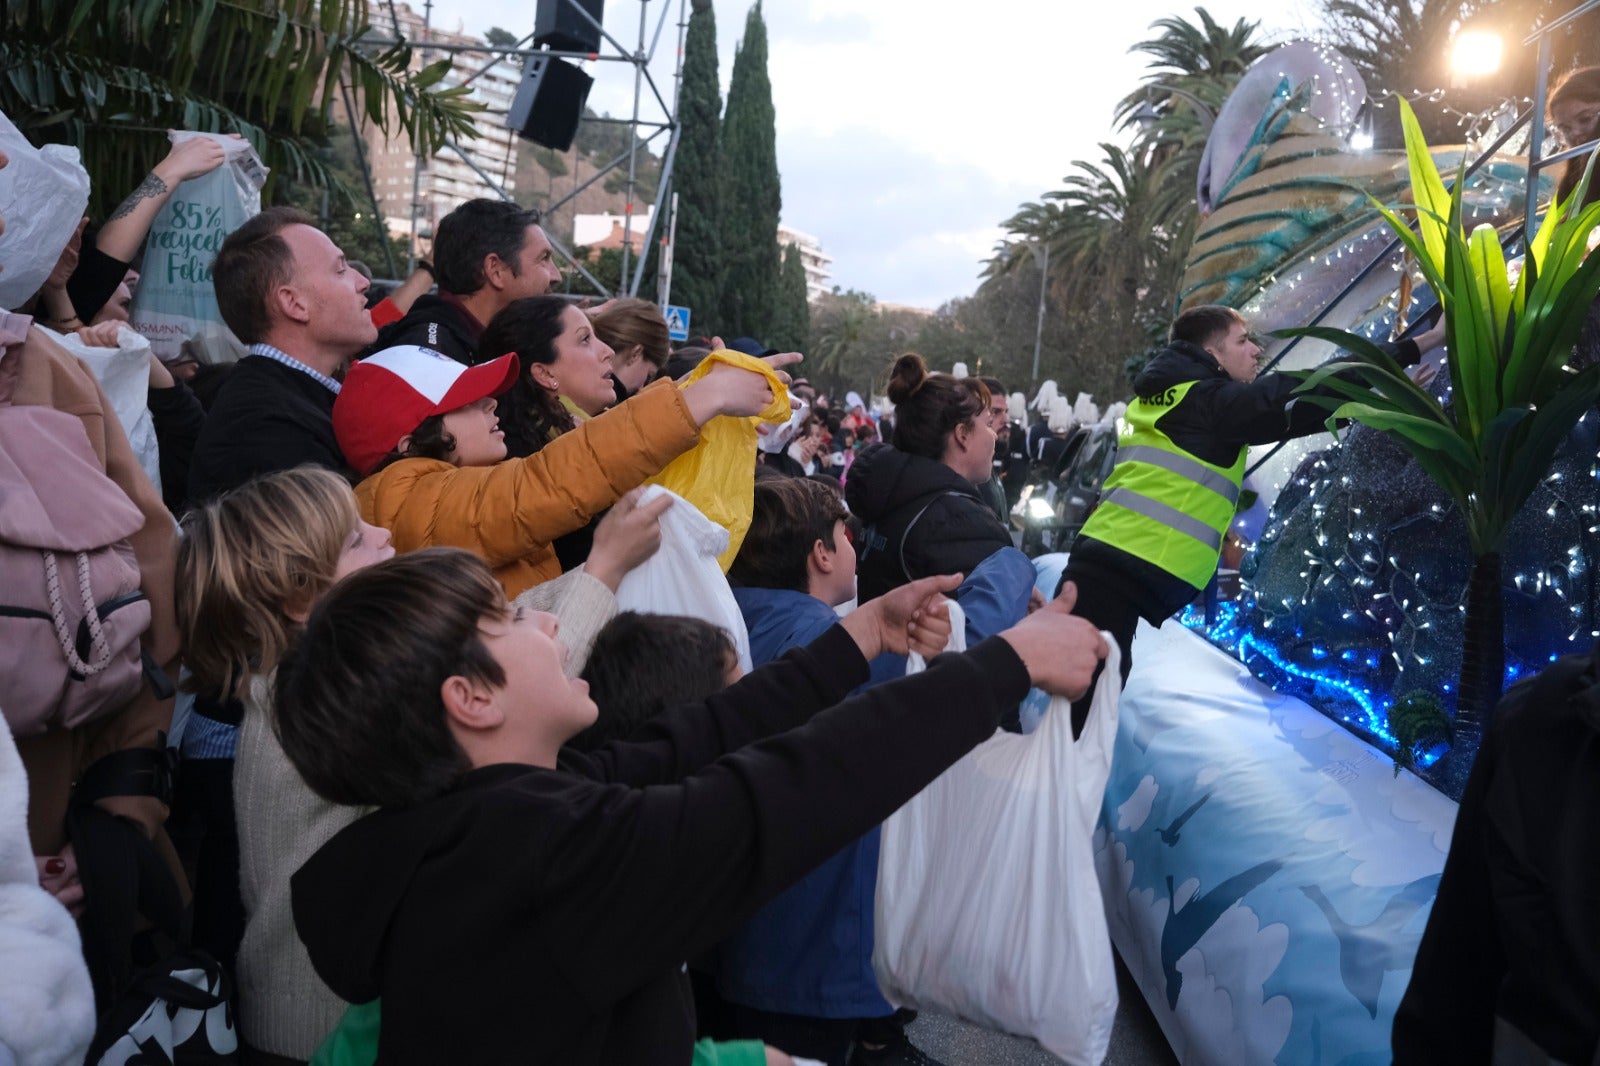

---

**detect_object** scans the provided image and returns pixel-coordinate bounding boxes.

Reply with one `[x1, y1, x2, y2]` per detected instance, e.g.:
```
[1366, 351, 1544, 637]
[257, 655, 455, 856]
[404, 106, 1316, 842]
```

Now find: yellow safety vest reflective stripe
[1078, 380, 1246, 589]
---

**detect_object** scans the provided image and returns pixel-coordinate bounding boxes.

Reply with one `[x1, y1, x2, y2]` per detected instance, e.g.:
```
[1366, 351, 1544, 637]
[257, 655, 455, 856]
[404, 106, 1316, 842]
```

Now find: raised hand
[75, 320, 123, 348]
[762, 350, 803, 386]
[1000, 581, 1109, 699]
[153, 133, 230, 184]
[842, 572, 963, 661]
[45, 217, 88, 292]
[681, 362, 778, 423]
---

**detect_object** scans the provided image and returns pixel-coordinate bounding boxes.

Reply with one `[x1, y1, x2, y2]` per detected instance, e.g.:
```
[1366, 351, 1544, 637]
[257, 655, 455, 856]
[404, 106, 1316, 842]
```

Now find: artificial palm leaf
[1277, 96, 1600, 731]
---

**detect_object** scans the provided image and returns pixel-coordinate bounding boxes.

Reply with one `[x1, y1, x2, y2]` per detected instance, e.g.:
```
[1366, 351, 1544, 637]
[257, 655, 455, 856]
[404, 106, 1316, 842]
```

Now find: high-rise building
[364, 3, 521, 254]
[777, 224, 834, 302]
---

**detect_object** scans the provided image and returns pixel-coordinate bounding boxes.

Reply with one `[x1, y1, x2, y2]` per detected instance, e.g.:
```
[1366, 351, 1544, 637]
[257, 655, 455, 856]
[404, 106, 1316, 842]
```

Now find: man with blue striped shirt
[187, 206, 377, 502]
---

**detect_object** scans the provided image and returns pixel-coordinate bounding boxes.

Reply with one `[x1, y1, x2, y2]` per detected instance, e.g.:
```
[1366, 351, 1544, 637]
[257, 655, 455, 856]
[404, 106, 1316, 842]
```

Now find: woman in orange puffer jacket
[333, 341, 783, 598]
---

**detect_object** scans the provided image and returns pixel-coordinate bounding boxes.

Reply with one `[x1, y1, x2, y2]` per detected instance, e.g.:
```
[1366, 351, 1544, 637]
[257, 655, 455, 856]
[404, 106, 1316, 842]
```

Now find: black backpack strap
[68, 802, 186, 1010]
[898, 490, 970, 584]
[69, 745, 185, 1009]
[74, 745, 176, 809]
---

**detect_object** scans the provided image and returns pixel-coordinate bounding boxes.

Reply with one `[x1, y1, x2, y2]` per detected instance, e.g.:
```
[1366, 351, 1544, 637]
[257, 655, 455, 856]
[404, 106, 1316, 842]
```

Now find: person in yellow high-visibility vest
[1059, 304, 1444, 734]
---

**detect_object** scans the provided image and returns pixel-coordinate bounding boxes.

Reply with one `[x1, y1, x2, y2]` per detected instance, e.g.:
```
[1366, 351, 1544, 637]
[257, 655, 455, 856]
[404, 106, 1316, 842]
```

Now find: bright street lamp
[1451, 30, 1504, 87]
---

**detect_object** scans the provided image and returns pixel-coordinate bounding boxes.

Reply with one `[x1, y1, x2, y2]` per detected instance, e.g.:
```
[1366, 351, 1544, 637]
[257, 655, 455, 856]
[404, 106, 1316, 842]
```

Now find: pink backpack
[0, 403, 152, 737]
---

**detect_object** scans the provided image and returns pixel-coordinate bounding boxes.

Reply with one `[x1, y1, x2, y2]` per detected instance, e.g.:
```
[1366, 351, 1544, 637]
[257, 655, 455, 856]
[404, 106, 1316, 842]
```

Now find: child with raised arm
[278, 549, 1107, 1065]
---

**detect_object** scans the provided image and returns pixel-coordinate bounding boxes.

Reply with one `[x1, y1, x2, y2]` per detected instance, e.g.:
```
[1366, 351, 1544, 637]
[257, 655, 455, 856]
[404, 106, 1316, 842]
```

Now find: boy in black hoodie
[278, 548, 1106, 1065]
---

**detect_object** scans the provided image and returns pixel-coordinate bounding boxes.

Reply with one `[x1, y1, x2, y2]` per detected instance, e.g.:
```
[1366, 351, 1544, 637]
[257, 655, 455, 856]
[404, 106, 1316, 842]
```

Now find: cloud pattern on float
[1095, 622, 1455, 1065]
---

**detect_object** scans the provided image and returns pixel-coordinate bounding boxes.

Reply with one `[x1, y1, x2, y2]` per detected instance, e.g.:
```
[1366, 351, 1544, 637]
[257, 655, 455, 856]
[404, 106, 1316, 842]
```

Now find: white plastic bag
[875, 603, 1121, 1064]
[129, 131, 268, 359]
[48, 325, 162, 496]
[0, 110, 91, 311]
[612, 486, 752, 673]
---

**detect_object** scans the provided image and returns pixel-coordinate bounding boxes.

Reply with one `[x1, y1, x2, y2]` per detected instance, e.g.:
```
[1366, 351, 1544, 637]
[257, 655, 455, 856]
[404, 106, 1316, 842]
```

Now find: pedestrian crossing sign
[665, 305, 690, 342]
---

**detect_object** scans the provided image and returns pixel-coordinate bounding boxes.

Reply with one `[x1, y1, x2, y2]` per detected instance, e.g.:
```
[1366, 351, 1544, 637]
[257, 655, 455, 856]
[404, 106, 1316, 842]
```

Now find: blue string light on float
[1180, 420, 1600, 775]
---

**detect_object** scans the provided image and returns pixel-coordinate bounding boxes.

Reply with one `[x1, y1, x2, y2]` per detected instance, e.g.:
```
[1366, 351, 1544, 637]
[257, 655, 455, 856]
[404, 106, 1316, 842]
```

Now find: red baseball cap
[334, 346, 520, 476]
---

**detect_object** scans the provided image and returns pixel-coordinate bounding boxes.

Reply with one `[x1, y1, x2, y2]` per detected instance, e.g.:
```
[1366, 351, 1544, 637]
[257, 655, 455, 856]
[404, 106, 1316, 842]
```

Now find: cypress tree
[668, 0, 724, 327]
[718, 1, 781, 340]
[770, 241, 811, 353]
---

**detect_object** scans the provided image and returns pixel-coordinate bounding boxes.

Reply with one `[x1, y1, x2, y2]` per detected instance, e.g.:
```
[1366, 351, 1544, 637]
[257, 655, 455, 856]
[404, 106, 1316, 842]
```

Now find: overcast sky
[418, 1, 1325, 308]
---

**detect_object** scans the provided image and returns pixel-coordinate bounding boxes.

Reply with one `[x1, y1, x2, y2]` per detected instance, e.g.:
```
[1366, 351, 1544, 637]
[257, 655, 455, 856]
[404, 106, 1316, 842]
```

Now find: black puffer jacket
[1120, 338, 1418, 466]
[846, 442, 1012, 602]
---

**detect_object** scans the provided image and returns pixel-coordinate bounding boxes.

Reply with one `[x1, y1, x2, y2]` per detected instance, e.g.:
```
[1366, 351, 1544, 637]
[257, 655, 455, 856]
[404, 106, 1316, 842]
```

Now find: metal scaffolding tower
[363, 0, 688, 303]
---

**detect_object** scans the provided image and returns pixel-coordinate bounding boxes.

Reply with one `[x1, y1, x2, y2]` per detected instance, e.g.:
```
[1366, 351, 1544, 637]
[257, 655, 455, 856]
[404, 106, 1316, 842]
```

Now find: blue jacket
[716, 587, 892, 1019]
[866, 547, 1037, 688]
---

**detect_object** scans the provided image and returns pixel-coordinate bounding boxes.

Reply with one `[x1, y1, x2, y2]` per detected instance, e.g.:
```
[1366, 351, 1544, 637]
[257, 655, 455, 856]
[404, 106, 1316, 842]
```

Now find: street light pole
[1030, 242, 1049, 383]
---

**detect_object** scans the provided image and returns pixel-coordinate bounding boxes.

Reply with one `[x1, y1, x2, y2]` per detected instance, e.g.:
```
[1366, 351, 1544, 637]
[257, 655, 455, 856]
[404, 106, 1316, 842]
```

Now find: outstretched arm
[1210, 334, 1430, 445]
[543, 589, 1102, 1007]
[570, 574, 962, 786]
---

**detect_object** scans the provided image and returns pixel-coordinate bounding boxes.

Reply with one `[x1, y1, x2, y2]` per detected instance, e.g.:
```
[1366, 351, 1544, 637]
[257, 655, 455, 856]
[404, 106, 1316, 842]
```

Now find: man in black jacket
[188, 207, 378, 501]
[365, 199, 564, 365]
[1392, 645, 1600, 1063]
[1059, 304, 1441, 731]
[278, 549, 1107, 1065]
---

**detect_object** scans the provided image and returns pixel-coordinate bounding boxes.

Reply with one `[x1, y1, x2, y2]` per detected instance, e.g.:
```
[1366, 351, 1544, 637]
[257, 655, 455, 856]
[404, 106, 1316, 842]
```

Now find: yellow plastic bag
[646, 350, 790, 571]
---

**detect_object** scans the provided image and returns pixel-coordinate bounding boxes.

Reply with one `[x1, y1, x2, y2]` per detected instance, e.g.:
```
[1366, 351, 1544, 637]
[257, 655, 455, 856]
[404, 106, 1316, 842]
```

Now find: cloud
[1095, 834, 1294, 1063]
[1118, 774, 1160, 831]
[776, 126, 1034, 304]
[424, 0, 1331, 307]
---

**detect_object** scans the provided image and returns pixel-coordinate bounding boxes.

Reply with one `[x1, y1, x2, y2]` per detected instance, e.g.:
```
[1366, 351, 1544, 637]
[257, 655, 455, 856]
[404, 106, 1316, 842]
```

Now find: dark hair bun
[886, 352, 929, 404]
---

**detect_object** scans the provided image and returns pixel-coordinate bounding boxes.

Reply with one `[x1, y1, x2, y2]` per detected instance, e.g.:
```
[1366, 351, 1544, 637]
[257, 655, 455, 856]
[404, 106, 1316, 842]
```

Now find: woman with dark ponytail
[845, 353, 1014, 601]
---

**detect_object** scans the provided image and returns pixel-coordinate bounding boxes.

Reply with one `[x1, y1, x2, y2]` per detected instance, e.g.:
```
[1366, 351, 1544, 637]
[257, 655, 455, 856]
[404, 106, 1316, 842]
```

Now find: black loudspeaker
[505, 53, 594, 151]
[534, 0, 605, 54]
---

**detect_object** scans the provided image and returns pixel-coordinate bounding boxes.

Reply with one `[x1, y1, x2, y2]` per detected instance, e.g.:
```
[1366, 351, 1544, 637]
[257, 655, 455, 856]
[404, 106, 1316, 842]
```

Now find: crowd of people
[3, 61, 1600, 1066]
[0, 135, 1109, 1066]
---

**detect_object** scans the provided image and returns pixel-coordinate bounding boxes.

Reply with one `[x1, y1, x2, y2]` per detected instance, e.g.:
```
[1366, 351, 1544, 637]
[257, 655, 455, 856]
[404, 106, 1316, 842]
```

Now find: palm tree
[993, 143, 1185, 343]
[811, 288, 879, 399]
[1115, 7, 1268, 135]
[1284, 98, 1600, 736]
[1053, 143, 1191, 302]
[1115, 8, 1269, 207]
[1, 0, 480, 216]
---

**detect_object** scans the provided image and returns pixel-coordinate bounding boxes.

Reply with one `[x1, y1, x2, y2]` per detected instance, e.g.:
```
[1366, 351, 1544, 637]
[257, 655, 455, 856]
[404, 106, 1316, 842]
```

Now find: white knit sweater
[232, 566, 617, 1058]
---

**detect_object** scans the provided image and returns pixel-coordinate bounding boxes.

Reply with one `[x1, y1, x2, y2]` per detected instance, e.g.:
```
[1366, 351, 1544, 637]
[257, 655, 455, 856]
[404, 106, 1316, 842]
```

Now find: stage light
[1451, 30, 1503, 85]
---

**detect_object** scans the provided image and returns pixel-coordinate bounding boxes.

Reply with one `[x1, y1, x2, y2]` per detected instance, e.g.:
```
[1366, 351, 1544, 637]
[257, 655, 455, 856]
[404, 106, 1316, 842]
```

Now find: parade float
[1070, 32, 1600, 1064]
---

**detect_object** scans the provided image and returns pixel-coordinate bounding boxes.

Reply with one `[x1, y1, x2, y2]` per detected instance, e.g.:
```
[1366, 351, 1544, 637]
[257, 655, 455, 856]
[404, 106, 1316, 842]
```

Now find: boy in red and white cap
[332, 343, 786, 598]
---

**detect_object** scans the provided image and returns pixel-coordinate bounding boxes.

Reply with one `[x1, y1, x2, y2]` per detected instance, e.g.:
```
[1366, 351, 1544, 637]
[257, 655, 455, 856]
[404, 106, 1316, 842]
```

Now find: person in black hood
[276, 548, 1108, 1066]
[846, 354, 1013, 602]
[1392, 641, 1600, 1064]
[1059, 303, 1443, 734]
